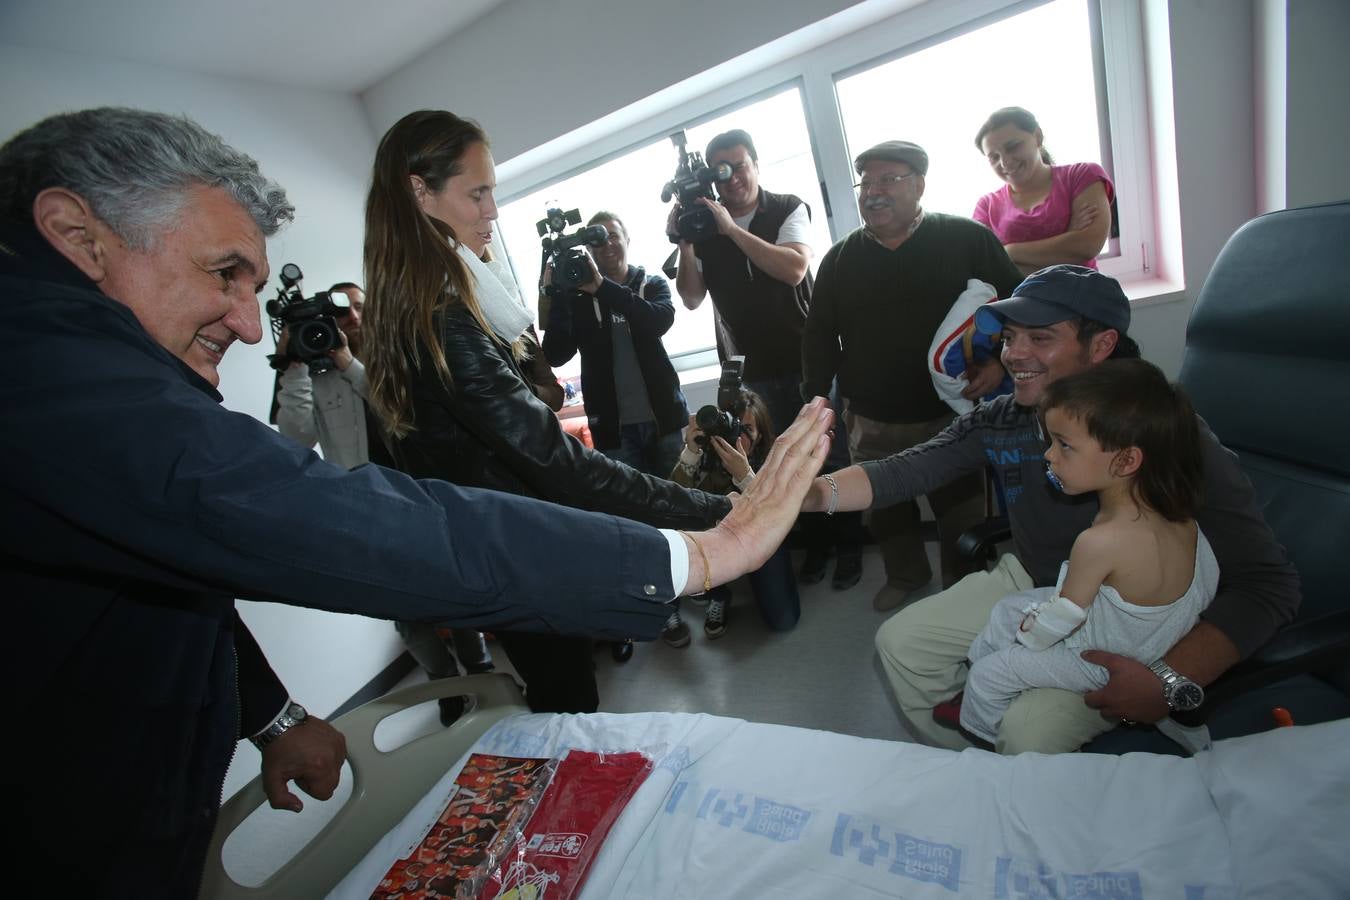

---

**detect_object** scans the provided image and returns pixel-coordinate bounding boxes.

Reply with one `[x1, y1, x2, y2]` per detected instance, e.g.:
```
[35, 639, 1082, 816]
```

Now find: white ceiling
[0, 0, 510, 93]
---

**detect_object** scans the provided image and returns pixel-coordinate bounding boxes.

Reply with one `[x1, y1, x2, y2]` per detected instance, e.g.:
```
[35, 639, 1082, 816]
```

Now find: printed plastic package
[480, 750, 653, 900]
[370, 749, 653, 900]
[370, 754, 556, 899]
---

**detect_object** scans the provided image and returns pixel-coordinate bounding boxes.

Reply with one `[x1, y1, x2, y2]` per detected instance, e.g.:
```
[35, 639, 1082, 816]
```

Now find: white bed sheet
[333, 713, 1350, 899]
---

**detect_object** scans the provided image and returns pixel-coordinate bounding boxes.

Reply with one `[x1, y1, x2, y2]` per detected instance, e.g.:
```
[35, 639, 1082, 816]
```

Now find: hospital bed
[204, 673, 1350, 899]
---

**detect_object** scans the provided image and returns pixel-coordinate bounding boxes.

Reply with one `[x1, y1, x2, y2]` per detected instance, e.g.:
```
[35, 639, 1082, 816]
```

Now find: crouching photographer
[663, 361, 802, 645]
[541, 211, 689, 479]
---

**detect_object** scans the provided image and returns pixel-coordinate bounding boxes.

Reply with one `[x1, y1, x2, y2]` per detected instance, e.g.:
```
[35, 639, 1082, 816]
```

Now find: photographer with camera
[274, 281, 369, 468]
[542, 211, 688, 478]
[668, 380, 800, 641]
[668, 128, 864, 591]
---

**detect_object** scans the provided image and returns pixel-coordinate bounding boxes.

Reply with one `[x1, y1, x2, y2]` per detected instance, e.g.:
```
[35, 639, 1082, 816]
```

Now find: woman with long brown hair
[362, 110, 731, 713]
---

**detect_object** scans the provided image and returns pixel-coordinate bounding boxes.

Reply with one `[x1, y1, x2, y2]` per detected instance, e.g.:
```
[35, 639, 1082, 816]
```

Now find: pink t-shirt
[973, 162, 1114, 269]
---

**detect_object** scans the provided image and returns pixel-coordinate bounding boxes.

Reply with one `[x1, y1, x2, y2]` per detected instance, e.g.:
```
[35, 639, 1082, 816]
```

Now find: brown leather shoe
[872, 583, 911, 611]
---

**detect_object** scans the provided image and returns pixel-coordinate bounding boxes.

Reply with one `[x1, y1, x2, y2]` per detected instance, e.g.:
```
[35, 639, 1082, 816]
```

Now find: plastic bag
[370, 753, 557, 899]
[478, 748, 654, 900]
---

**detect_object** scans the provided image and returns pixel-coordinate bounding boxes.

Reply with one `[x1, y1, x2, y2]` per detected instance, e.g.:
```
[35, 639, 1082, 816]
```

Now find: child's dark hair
[1039, 359, 1202, 521]
[740, 388, 777, 470]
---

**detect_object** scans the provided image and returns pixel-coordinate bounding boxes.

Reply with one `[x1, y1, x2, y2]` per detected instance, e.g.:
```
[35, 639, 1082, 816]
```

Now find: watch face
[1169, 682, 1205, 712]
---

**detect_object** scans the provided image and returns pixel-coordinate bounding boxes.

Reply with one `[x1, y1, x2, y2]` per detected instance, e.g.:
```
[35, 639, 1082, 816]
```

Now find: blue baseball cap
[975, 265, 1130, 336]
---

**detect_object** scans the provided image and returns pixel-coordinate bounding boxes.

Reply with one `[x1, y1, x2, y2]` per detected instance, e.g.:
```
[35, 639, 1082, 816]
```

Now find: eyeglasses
[853, 172, 918, 193]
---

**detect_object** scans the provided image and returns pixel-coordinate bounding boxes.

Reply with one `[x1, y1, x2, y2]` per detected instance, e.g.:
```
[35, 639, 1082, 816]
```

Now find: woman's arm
[1003, 181, 1112, 269]
[438, 315, 729, 528]
[800, 464, 874, 513]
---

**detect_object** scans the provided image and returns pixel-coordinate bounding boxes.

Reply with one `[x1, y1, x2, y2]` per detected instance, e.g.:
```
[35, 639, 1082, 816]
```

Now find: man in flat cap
[802, 140, 1024, 611]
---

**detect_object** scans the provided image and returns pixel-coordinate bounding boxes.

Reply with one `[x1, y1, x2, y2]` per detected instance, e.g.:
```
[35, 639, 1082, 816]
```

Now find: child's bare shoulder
[1071, 519, 1134, 558]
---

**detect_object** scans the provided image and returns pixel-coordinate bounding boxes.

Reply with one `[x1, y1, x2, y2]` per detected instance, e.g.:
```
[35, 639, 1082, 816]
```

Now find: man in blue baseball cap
[802, 264, 1299, 755]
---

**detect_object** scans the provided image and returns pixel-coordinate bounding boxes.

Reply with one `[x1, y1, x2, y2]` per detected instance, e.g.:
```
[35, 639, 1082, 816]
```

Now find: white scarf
[454, 242, 532, 342]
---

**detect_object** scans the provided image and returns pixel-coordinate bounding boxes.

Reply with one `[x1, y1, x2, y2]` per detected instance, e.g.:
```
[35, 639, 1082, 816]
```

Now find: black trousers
[496, 631, 599, 713]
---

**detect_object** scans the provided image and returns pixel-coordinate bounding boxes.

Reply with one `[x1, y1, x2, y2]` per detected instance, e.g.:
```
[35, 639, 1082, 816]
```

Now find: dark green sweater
[802, 212, 1022, 423]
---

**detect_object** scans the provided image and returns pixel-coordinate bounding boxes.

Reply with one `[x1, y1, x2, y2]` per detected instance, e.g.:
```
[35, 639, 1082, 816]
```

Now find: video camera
[265, 264, 351, 374]
[661, 130, 733, 244]
[694, 356, 747, 473]
[538, 207, 609, 292]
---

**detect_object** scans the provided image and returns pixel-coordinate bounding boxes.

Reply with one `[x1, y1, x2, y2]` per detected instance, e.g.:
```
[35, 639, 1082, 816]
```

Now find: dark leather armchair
[960, 200, 1350, 753]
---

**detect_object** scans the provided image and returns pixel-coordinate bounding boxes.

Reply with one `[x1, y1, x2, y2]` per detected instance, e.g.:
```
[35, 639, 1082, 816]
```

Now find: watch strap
[250, 701, 308, 750]
[1147, 660, 1203, 712]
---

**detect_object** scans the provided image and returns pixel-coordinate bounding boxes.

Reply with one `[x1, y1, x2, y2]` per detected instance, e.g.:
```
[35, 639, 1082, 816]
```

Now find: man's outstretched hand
[681, 397, 833, 593]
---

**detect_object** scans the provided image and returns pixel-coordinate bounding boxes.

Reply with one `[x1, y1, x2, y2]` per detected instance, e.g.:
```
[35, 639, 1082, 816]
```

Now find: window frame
[495, 0, 1156, 368]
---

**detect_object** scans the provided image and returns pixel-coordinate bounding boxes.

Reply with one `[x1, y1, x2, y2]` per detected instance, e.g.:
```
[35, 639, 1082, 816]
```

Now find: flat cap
[854, 140, 929, 176]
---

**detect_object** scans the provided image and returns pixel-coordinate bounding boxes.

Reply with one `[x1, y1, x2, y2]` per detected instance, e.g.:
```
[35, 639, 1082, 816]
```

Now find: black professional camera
[694, 356, 748, 473]
[265, 264, 351, 374]
[661, 130, 733, 244]
[538, 207, 609, 292]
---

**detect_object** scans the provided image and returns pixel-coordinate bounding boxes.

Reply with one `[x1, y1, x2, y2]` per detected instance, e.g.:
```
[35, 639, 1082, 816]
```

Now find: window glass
[497, 86, 829, 379]
[836, 0, 1105, 240]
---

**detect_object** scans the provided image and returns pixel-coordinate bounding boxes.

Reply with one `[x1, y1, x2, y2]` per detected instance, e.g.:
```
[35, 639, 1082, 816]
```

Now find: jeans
[603, 420, 686, 478]
[700, 541, 800, 631]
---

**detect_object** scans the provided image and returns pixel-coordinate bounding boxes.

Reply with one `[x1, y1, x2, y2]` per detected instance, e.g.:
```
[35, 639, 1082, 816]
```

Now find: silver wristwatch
[1147, 660, 1204, 712]
[250, 701, 308, 750]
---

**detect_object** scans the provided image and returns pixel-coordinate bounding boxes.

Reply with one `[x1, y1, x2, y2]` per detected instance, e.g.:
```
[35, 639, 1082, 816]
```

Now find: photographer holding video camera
[667, 128, 865, 592]
[542, 210, 689, 479]
[273, 275, 370, 469]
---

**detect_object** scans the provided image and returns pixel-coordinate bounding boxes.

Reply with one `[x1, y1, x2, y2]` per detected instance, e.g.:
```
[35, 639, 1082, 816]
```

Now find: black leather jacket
[383, 306, 731, 529]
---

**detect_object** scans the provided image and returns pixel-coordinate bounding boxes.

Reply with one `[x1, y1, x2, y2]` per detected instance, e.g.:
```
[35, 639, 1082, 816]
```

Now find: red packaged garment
[481, 750, 652, 900]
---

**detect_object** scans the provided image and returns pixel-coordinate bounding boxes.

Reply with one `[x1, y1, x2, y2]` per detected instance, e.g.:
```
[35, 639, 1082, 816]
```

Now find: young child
[663, 389, 801, 643]
[953, 359, 1218, 747]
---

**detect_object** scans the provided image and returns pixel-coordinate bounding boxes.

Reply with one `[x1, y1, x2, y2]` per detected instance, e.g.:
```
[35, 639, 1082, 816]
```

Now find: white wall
[1284, 0, 1350, 208]
[0, 43, 404, 721]
[362, 0, 863, 159]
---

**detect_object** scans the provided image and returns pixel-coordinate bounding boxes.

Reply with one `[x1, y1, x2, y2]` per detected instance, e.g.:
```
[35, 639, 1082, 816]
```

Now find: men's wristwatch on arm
[1147, 660, 1205, 712]
[250, 701, 308, 750]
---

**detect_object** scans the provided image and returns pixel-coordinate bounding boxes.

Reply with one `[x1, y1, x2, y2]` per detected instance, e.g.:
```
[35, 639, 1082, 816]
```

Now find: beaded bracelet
[822, 473, 839, 516]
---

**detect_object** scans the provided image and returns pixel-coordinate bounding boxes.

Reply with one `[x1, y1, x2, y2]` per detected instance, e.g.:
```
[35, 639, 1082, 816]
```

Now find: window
[497, 86, 829, 380]
[835, 0, 1108, 251]
[493, 0, 1152, 376]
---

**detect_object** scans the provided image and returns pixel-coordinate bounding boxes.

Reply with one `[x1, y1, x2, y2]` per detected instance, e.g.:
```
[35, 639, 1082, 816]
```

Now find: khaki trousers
[874, 554, 1117, 753]
[844, 409, 986, 590]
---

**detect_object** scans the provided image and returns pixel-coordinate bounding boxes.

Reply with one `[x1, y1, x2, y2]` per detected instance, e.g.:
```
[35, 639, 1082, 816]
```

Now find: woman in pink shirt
[973, 107, 1114, 274]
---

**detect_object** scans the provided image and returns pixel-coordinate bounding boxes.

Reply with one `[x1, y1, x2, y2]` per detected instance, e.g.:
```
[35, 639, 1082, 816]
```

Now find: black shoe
[610, 639, 634, 663]
[438, 694, 466, 727]
[832, 550, 863, 591]
[799, 548, 830, 585]
[661, 610, 691, 648]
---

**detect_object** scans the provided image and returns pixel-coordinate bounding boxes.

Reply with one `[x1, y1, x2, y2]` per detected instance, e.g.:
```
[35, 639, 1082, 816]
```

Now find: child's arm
[1016, 528, 1113, 650]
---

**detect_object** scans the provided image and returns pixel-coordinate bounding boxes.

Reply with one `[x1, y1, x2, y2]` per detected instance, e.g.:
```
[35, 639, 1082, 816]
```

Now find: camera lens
[296, 320, 337, 355]
[695, 404, 726, 435]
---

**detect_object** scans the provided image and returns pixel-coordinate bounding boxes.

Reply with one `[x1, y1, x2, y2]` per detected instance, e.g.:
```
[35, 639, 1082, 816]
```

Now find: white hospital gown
[960, 530, 1219, 744]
